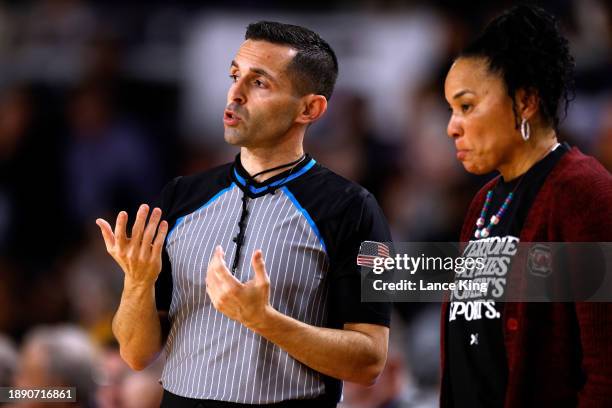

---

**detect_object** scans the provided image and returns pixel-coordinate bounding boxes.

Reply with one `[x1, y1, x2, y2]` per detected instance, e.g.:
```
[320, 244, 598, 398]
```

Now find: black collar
[231, 153, 316, 197]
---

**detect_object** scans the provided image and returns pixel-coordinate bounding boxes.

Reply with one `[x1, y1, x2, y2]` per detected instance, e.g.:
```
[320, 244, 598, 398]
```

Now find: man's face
[224, 39, 303, 148]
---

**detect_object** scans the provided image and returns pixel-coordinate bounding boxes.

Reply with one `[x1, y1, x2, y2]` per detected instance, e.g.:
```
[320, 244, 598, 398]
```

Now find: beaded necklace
[474, 187, 519, 238]
[474, 142, 561, 239]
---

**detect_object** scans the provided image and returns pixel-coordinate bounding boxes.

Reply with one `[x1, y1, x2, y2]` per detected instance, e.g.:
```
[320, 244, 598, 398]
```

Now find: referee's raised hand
[96, 204, 169, 370]
[206, 246, 271, 328]
[95, 204, 169, 286]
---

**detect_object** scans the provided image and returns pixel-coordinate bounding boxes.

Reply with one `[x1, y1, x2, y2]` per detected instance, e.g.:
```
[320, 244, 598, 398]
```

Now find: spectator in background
[0, 335, 18, 387]
[13, 325, 100, 408]
[0, 85, 69, 342]
[308, 92, 399, 198]
[62, 234, 123, 345]
[594, 98, 612, 172]
[120, 371, 164, 408]
[341, 348, 411, 408]
[340, 308, 439, 408]
[0, 83, 67, 275]
[95, 342, 164, 408]
[119, 354, 164, 408]
[17, 0, 96, 83]
[0, 86, 32, 259]
[64, 80, 160, 231]
[95, 344, 131, 408]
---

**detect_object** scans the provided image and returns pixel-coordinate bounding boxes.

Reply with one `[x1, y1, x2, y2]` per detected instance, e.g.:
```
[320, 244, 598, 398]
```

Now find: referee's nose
[228, 79, 247, 106]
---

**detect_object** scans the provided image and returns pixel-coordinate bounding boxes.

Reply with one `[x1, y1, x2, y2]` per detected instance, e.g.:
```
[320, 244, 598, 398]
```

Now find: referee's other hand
[95, 204, 169, 287]
[206, 246, 271, 328]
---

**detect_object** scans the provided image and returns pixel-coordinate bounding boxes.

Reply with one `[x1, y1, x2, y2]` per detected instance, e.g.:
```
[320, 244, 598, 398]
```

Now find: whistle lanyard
[230, 155, 307, 274]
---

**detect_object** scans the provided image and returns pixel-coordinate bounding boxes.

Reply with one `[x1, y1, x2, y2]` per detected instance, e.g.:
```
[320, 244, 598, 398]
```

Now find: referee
[96, 21, 391, 407]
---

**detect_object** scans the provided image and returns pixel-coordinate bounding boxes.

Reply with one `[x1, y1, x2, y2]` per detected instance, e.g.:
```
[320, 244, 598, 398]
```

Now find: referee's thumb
[251, 250, 269, 284]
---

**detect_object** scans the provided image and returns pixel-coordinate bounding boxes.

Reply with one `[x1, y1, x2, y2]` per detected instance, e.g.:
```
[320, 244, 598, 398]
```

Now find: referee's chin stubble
[224, 123, 247, 146]
[224, 119, 267, 148]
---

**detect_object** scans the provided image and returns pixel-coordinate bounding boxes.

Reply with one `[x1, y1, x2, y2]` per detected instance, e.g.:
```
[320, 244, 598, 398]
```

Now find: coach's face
[445, 57, 522, 175]
[224, 39, 302, 148]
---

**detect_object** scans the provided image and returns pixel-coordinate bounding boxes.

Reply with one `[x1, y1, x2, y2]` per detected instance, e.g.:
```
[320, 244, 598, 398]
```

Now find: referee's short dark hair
[245, 21, 338, 101]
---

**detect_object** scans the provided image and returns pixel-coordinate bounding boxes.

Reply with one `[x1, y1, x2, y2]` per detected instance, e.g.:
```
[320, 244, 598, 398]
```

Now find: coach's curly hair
[460, 4, 575, 130]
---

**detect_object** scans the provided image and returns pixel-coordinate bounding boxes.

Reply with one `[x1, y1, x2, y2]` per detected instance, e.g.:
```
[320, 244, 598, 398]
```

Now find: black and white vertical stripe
[161, 183, 330, 403]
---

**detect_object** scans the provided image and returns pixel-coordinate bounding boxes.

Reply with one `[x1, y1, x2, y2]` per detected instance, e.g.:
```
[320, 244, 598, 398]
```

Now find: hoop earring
[520, 118, 530, 141]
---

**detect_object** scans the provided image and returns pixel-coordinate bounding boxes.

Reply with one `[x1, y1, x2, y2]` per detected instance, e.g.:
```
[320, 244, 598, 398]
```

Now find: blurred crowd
[0, 0, 611, 407]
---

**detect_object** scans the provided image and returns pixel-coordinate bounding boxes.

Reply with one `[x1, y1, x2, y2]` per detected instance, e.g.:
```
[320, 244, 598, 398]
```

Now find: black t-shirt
[446, 143, 569, 408]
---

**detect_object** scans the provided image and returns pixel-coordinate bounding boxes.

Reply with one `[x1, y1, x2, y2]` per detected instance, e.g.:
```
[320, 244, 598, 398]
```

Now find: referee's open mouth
[224, 109, 242, 126]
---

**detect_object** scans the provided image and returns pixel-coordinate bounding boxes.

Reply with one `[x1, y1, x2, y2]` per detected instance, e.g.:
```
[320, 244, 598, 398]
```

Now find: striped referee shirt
[155, 154, 391, 405]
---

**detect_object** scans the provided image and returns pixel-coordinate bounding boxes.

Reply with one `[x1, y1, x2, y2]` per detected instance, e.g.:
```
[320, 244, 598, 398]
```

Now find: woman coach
[441, 5, 612, 407]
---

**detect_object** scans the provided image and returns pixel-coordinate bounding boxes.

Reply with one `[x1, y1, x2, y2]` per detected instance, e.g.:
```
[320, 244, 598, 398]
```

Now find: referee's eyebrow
[230, 60, 276, 82]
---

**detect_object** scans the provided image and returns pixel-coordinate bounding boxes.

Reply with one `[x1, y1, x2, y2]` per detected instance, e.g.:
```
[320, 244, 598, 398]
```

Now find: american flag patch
[357, 241, 391, 267]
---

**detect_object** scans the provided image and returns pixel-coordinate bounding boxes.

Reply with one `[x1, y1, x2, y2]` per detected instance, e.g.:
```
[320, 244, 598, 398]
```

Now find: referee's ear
[295, 94, 327, 125]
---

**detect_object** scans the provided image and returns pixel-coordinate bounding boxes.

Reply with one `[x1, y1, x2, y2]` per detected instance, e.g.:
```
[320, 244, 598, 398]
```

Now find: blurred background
[0, 0, 610, 407]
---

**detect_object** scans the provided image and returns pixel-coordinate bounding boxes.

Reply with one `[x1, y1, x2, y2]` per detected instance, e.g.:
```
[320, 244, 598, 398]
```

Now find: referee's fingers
[96, 218, 115, 250]
[114, 211, 128, 247]
[211, 246, 241, 288]
[208, 246, 225, 282]
[140, 207, 162, 259]
[151, 220, 168, 259]
[211, 246, 225, 268]
[130, 204, 150, 246]
[206, 251, 224, 298]
[251, 250, 269, 285]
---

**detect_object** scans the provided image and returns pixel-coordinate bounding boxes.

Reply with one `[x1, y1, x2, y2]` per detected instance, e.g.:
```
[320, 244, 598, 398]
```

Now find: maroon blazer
[440, 147, 612, 407]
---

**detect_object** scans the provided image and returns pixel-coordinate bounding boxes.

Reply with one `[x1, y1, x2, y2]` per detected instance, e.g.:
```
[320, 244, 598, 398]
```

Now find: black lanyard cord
[231, 192, 250, 274]
[248, 154, 306, 181]
[230, 154, 307, 275]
